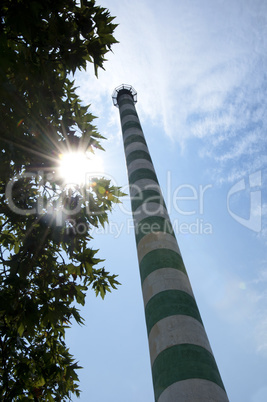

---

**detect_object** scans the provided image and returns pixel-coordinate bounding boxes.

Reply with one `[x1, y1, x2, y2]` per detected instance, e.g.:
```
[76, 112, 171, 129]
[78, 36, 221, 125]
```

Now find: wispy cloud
[212, 268, 267, 356]
[75, 0, 267, 176]
[73, 0, 267, 191]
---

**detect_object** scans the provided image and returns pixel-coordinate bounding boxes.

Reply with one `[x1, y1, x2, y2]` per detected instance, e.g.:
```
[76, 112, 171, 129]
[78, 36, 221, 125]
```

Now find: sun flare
[58, 151, 104, 186]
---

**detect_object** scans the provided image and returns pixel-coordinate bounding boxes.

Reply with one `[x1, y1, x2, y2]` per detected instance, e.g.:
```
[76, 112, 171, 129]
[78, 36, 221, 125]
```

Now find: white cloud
[73, 0, 267, 183]
[209, 263, 267, 356]
[254, 317, 267, 355]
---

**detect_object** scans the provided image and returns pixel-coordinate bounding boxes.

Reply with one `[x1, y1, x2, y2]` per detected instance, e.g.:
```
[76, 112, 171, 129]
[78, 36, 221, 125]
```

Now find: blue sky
[65, 1, 267, 401]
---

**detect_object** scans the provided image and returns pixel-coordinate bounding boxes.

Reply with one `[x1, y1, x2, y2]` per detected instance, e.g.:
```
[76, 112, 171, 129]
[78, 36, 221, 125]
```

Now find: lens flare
[58, 151, 104, 186]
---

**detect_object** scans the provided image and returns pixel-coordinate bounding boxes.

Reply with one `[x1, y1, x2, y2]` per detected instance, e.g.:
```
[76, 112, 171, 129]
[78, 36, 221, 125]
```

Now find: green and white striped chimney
[112, 84, 229, 402]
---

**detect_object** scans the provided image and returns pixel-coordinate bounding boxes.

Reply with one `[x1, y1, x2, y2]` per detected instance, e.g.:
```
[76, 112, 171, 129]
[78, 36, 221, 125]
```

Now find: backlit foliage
[0, 0, 121, 399]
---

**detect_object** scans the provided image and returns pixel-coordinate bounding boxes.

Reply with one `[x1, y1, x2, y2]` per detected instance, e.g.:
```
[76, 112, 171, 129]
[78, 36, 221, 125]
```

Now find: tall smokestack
[112, 84, 229, 402]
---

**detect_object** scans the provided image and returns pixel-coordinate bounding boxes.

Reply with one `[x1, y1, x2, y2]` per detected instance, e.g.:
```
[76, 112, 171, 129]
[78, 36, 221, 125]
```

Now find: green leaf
[14, 241, 20, 254]
[17, 322, 25, 337]
[0, 0, 121, 399]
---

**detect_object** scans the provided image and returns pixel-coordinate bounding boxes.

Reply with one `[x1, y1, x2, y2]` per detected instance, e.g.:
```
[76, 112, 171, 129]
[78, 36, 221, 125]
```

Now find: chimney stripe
[112, 85, 229, 402]
[152, 344, 226, 401]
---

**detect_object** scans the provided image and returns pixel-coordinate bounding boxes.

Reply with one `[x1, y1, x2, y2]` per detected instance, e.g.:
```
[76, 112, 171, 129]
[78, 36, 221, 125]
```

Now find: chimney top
[112, 84, 137, 107]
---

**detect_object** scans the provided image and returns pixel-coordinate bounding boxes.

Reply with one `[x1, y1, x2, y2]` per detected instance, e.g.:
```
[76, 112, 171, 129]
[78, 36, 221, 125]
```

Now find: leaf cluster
[0, 0, 121, 400]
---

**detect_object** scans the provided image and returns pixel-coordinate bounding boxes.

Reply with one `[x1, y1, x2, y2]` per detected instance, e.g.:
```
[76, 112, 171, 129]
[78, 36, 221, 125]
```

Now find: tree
[0, 0, 122, 399]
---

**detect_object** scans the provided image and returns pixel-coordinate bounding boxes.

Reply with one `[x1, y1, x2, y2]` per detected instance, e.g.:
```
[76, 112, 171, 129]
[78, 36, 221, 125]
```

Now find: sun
[58, 151, 104, 186]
